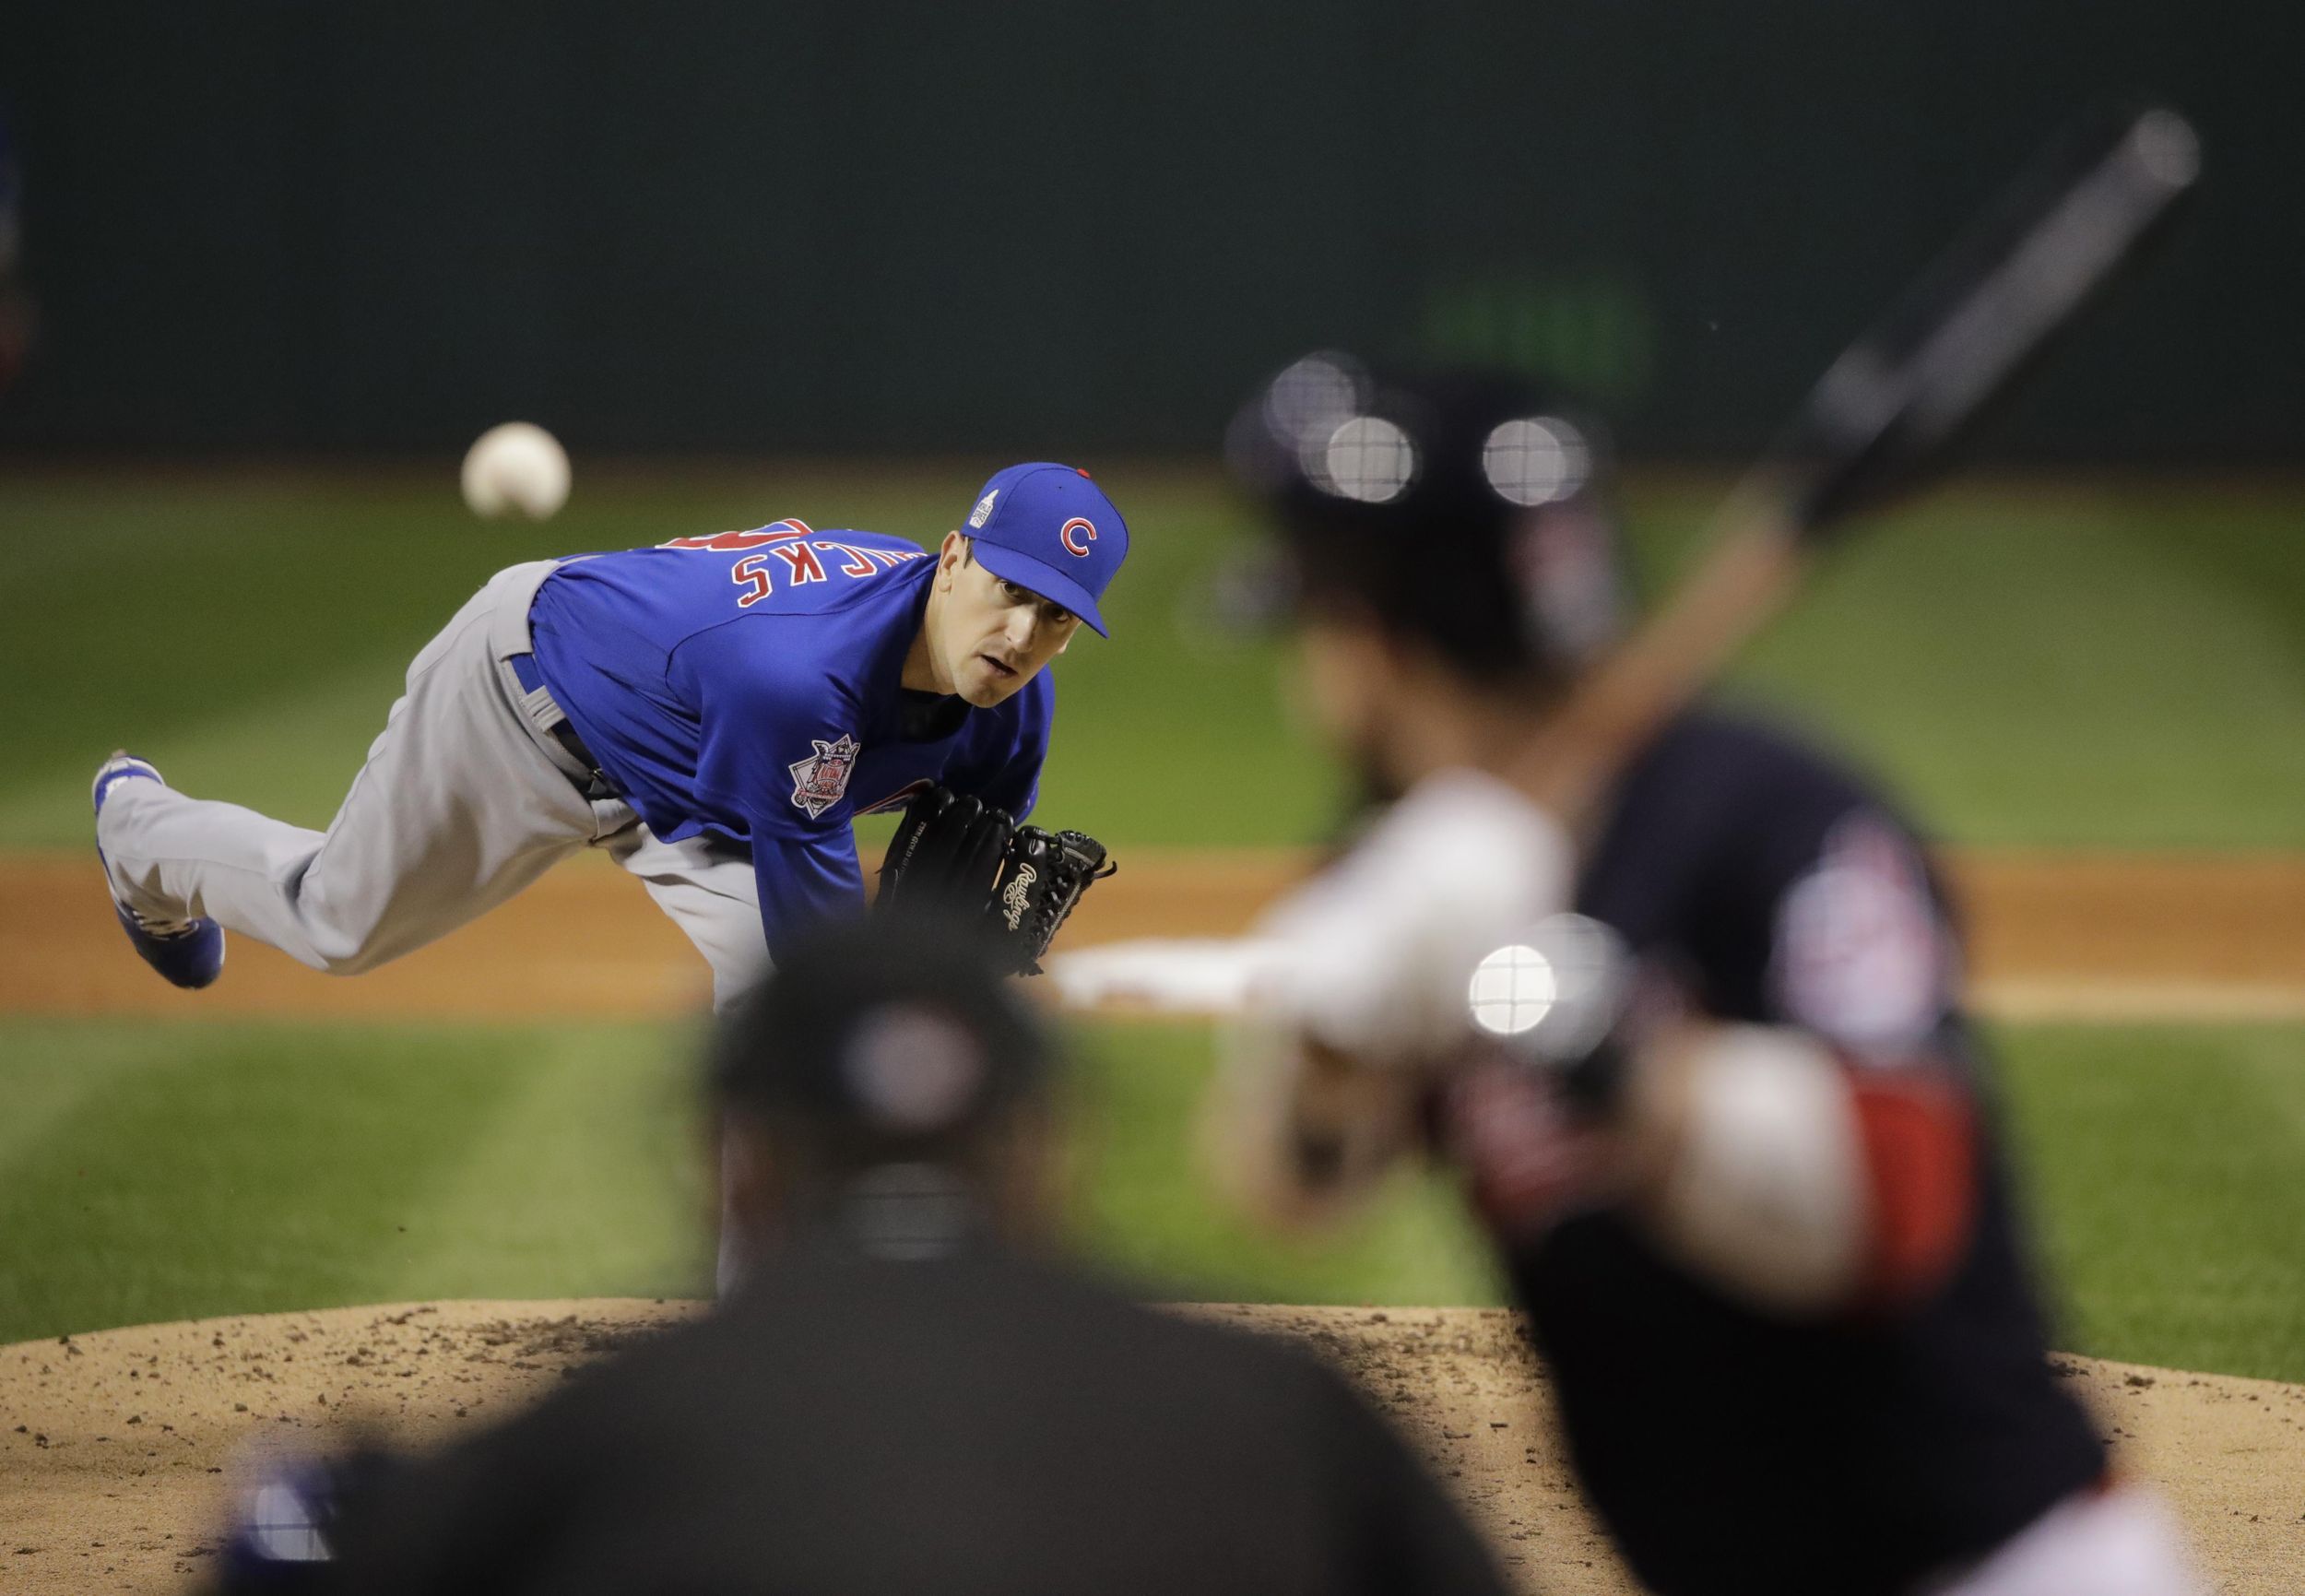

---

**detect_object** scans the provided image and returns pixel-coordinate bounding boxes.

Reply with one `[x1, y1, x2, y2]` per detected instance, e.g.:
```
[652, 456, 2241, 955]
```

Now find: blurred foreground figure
[1212, 356, 2202, 1596]
[247, 917, 1508, 1596]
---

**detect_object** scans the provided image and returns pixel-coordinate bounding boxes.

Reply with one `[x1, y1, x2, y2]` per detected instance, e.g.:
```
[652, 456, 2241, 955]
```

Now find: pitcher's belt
[508, 654, 621, 801]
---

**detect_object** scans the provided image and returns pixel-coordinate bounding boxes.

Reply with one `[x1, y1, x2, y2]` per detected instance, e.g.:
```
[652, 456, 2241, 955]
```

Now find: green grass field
[2, 468, 2301, 1379]
[4, 1013, 2300, 1381]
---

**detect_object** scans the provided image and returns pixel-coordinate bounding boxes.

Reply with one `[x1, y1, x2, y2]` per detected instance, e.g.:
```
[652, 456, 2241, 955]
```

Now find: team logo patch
[787, 733, 862, 820]
[1772, 814, 1947, 1057]
[1059, 516, 1097, 557]
[843, 1006, 985, 1133]
[968, 489, 999, 528]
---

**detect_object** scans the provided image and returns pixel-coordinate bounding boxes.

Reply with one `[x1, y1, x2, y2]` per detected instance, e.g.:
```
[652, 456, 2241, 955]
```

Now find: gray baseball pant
[94, 559, 774, 1010]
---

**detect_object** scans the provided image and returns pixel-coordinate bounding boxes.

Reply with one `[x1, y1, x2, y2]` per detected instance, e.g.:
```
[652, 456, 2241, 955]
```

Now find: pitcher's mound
[4, 1300, 2299, 1594]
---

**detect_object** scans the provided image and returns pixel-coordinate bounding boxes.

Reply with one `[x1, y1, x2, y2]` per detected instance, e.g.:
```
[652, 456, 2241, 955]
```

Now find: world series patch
[788, 733, 862, 819]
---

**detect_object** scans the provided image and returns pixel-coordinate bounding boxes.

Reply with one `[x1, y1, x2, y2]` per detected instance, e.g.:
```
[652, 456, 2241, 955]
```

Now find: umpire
[303, 916, 1511, 1596]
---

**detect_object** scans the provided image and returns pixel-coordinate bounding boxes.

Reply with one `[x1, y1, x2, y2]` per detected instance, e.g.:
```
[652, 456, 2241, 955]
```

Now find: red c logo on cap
[1060, 517, 1097, 557]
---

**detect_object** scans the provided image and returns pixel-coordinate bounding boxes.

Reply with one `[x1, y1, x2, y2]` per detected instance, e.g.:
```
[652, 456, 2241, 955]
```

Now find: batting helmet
[1230, 352, 1629, 691]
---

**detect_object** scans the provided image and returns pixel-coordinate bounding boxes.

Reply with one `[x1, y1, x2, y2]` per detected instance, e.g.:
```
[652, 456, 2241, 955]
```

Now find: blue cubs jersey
[525, 521, 1053, 956]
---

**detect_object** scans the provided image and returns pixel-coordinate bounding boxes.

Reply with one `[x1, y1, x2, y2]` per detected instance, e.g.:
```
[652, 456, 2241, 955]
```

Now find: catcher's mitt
[876, 786, 1115, 975]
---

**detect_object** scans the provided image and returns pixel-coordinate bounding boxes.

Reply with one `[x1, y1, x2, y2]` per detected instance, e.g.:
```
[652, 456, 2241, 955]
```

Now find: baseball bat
[1212, 106, 2200, 1224]
[1520, 105, 2199, 829]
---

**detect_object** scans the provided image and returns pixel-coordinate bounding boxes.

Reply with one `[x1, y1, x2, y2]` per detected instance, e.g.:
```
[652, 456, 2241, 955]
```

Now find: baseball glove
[876, 786, 1016, 913]
[876, 785, 1115, 975]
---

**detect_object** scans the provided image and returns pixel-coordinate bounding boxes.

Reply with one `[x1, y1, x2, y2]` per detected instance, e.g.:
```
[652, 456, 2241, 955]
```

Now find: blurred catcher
[1209, 355, 2203, 1596]
[208, 916, 1513, 1596]
[89, 462, 1124, 999]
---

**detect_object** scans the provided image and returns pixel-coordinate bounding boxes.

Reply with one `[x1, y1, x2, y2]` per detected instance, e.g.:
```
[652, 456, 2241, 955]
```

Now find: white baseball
[460, 421, 571, 521]
[1253, 769, 1575, 1065]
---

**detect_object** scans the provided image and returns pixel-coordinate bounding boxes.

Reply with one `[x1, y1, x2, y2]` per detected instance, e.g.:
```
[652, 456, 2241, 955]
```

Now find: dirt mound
[5, 1300, 2299, 1594]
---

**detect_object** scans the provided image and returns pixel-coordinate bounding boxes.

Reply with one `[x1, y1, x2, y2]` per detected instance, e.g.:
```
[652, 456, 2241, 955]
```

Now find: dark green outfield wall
[0, 2, 2294, 458]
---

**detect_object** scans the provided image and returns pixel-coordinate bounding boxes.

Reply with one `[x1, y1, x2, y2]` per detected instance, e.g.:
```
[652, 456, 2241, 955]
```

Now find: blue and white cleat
[92, 751, 224, 990]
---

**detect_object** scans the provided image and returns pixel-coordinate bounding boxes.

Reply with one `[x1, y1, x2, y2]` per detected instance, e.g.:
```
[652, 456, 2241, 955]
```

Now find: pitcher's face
[933, 539, 1081, 707]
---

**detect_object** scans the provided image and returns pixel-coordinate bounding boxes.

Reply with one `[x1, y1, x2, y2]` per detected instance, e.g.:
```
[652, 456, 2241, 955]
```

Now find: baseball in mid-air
[460, 421, 571, 521]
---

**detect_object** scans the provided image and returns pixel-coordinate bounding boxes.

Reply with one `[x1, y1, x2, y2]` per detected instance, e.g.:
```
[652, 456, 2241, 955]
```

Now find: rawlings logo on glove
[999, 865, 1038, 931]
[877, 786, 1115, 975]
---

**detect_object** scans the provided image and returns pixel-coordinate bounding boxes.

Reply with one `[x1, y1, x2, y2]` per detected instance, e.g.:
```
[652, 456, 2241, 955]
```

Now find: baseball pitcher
[91, 462, 1127, 1007]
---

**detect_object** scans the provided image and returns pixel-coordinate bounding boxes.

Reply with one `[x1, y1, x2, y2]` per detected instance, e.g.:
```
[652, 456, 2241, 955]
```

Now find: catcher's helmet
[1230, 352, 1628, 690]
[713, 916, 1052, 1162]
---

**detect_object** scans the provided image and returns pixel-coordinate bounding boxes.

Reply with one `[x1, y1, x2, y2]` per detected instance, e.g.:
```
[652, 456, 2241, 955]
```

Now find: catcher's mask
[1227, 352, 1629, 692]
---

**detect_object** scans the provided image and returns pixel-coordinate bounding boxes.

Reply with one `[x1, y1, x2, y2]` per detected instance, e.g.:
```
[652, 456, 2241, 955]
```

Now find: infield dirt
[4, 1300, 2299, 1595]
[3, 846, 2302, 1022]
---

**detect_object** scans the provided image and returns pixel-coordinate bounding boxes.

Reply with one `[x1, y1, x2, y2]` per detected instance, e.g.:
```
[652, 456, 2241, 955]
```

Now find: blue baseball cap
[960, 462, 1129, 636]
